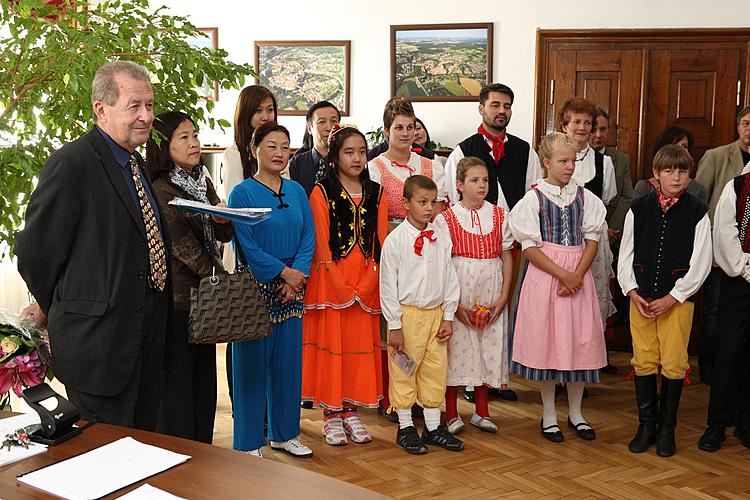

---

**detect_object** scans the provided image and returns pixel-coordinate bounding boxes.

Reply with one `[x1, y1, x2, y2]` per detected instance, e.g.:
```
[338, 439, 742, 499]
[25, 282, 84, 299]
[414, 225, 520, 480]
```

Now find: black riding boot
[656, 377, 684, 457]
[629, 374, 658, 453]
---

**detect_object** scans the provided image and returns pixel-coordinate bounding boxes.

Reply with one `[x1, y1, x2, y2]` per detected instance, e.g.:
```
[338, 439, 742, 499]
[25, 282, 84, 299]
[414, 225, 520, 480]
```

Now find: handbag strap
[231, 223, 250, 271]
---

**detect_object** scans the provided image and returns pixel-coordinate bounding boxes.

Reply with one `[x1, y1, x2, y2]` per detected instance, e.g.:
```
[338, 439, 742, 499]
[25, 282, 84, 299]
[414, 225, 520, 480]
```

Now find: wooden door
[544, 48, 643, 174]
[644, 49, 743, 176]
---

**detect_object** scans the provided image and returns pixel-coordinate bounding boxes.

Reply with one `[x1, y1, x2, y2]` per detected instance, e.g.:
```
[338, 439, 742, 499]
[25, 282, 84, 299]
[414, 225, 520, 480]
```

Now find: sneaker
[422, 424, 465, 451]
[470, 413, 498, 433]
[378, 403, 399, 423]
[323, 417, 348, 446]
[245, 448, 263, 458]
[446, 416, 464, 435]
[342, 414, 372, 444]
[396, 425, 428, 454]
[270, 437, 313, 458]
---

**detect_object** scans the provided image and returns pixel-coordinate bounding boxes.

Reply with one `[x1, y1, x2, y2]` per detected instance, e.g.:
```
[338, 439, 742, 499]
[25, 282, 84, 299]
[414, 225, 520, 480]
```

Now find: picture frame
[390, 23, 494, 102]
[184, 27, 219, 101]
[254, 40, 351, 116]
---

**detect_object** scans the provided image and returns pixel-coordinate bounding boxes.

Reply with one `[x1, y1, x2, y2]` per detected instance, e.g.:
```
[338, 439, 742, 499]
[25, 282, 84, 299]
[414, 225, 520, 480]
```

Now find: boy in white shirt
[618, 145, 712, 457]
[380, 175, 462, 454]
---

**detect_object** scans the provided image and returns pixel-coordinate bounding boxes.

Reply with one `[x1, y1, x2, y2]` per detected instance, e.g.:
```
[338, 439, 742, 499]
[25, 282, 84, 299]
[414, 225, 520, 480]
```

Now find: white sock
[397, 409, 413, 430]
[465, 386, 474, 393]
[423, 407, 441, 431]
[567, 382, 588, 427]
[540, 380, 558, 429]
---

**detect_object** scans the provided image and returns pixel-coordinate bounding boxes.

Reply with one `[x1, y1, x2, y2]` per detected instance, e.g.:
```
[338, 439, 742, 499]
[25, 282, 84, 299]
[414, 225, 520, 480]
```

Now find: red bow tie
[414, 229, 437, 256]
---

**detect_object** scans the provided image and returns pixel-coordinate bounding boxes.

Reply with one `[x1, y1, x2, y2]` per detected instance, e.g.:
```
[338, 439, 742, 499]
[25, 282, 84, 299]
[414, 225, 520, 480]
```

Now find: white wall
[155, 0, 750, 150]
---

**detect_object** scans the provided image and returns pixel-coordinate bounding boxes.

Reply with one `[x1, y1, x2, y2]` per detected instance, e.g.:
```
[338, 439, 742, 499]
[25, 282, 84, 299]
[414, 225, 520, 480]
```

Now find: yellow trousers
[388, 305, 447, 409]
[629, 300, 694, 380]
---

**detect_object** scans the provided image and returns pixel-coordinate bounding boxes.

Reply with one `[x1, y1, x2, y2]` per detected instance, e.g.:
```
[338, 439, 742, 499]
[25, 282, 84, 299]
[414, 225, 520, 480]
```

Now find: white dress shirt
[617, 204, 712, 302]
[368, 152, 448, 202]
[443, 134, 542, 211]
[508, 179, 606, 250]
[712, 165, 750, 281]
[573, 145, 617, 205]
[379, 219, 460, 329]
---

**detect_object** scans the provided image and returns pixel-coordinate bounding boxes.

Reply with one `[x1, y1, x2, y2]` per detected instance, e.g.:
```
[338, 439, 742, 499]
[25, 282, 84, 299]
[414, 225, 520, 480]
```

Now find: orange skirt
[302, 304, 382, 410]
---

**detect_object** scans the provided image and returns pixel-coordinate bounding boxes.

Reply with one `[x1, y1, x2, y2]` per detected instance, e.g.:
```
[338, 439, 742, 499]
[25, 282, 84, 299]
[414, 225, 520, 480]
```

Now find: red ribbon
[391, 160, 415, 174]
[414, 229, 437, 256]
[478, 124, 506, 164]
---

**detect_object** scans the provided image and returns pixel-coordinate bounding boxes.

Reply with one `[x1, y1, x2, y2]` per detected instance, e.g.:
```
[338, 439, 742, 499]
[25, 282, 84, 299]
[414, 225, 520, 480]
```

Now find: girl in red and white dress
[434, 156, 514, 434]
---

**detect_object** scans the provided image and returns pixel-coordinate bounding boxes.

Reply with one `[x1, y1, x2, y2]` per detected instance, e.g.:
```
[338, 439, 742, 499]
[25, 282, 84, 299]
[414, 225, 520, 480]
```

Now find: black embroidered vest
[316, 176, 383, 262]
[733, 172, 750, 253]
[630, 189, 708, 300]
[584, 150, 604, 199]
[458, 133, 531, 209]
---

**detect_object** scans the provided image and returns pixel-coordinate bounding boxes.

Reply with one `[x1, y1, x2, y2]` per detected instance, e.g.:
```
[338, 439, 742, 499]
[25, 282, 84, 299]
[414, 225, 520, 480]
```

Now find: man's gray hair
[91, 61, 151, 119]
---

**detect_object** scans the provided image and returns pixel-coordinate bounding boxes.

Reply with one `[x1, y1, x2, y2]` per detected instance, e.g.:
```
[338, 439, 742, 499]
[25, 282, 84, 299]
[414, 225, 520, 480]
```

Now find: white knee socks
[540, 380, 558, 428]
[567, 381, 586, 425]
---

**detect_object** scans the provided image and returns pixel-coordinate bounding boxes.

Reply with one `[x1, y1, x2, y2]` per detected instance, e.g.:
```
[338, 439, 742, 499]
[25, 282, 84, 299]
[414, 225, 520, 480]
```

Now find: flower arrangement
[0, 309, 52, 410]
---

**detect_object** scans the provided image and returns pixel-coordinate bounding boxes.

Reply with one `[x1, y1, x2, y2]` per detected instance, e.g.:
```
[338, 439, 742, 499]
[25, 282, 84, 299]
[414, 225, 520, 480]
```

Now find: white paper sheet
[117, 483, 185, 499]
[168, 197, 271, 224]
[17, 437, 190, 499]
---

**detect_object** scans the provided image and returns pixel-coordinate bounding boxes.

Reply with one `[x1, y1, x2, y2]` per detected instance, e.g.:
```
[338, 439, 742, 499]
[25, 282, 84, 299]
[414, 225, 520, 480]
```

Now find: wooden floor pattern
[212, 348, 749, 499]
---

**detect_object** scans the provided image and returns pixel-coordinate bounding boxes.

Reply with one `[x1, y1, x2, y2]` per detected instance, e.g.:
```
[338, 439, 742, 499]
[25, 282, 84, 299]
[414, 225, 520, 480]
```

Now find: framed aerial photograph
[390, 23, 493, 102]
[184, 27, 219, 101]
[254, 40, 351, 116]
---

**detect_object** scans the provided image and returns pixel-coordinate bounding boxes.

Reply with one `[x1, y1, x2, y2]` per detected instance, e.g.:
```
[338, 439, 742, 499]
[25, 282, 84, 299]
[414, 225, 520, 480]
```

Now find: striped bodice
[534, 186, 584, 246]
[442, 204, 504, 259]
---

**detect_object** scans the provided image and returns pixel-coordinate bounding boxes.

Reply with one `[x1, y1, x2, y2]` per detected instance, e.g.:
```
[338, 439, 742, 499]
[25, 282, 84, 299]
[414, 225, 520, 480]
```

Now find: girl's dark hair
[233, 85, 278, 180]
[415, 117, 432, 149]
[146, 111, 196, 181]
[322, 126, 373, 193]
[249, 122, 290, 175]
[652, 126, 694, 157]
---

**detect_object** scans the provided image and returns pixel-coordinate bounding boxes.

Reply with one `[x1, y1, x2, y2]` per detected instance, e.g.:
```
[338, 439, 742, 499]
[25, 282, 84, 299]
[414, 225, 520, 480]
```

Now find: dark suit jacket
[15, 128, 172, 397]
[288, 149, 321, 196]
[603, 146, 634, 234]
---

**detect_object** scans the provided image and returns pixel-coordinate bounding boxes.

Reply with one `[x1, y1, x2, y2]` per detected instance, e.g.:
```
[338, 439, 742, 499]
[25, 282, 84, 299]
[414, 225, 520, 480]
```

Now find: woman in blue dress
[228, 122, 315, 458]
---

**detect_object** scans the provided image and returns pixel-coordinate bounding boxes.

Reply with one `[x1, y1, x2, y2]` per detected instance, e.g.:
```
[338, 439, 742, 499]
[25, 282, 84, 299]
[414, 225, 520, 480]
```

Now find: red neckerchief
[477, 124, 506, 164]
[656, 186, 683, 213]
[414, 229, 437, 256]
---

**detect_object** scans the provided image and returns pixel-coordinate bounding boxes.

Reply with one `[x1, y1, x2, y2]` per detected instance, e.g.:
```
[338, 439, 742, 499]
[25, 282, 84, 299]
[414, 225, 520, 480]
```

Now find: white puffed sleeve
[582, 188, 607, 241]
[508, 190, 543, 250]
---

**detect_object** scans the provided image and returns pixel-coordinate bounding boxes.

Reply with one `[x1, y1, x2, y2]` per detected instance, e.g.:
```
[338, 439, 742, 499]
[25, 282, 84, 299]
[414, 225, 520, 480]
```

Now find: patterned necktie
[314, 156, 327, 182]
[413, 229, 437, 256]
[130, 154, 167, 292]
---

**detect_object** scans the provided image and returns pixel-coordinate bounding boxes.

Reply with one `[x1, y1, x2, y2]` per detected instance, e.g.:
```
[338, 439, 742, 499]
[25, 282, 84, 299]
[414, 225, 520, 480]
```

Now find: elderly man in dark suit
[16, 60, 171, 431]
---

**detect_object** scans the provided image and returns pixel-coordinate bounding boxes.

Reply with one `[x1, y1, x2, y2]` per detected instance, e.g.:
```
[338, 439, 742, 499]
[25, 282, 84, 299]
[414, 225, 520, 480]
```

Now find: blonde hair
[538, 132, 577, 165]
[456, 156, 488, 183]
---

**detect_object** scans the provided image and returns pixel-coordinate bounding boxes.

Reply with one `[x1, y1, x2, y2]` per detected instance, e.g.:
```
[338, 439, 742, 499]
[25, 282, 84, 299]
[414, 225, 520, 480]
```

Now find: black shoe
[396, 425, 428, 454]
[540, 419, 564, 443]
[583, 387, 589, 399]
[698, 425, 726, 452]
[601, 363, 618, 375]
[489, 387, 518, 401]
[567, 417, 596, 440]
[378, 404, 399, 423]
[733, 427, 750, 449]
[699, 365, 713, 385]
[422, 424, 464, 451]
[628, 374, 658, 453]
[463, 389, 475, 403]
[300, 400, 313, 409]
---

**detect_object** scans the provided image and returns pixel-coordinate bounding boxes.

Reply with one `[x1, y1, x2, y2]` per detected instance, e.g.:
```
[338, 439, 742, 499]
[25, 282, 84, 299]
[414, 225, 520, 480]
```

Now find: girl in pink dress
[508, 132, 607, 443]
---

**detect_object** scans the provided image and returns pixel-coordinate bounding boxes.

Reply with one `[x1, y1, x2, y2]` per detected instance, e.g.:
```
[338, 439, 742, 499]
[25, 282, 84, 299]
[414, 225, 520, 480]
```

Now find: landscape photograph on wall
[391, 23, 493, 102]
[255, 40, 350, 115]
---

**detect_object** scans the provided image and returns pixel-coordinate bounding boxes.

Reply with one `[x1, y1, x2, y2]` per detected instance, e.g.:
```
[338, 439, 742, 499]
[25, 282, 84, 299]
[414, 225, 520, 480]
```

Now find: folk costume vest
[733, 172, 750, 253]
[457, 133, 530, 209]
[441, 204, 504, 259]
[371, 155, 431, 220]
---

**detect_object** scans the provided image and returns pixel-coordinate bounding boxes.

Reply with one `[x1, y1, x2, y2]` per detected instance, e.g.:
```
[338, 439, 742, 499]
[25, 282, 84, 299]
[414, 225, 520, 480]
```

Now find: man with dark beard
[444, 83, 541, 405]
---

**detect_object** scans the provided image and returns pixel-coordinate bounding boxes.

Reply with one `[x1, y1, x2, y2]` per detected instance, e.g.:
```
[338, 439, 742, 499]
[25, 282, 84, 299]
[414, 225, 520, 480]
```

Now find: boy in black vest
[698, 161, 750, 452]
[618, 144, 712, 457]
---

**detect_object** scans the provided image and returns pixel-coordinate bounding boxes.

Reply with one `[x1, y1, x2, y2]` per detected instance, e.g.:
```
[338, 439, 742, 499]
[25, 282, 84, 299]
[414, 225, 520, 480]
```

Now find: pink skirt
[512, 242, 606, 371]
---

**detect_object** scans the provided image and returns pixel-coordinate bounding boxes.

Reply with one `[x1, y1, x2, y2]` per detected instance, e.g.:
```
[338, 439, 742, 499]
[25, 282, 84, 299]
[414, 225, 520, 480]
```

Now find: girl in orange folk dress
[302, 125, 389, 445]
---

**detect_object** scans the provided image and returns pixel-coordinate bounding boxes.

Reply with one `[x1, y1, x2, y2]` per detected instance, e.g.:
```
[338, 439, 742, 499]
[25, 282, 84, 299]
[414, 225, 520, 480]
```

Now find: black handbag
[188, 225, 272, 343]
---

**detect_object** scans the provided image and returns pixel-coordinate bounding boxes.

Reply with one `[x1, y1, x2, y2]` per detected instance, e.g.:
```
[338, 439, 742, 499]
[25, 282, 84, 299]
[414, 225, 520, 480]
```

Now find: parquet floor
[212, 348, 750, 499]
